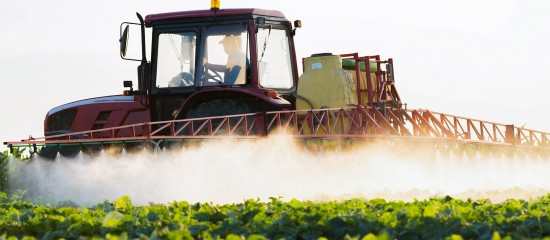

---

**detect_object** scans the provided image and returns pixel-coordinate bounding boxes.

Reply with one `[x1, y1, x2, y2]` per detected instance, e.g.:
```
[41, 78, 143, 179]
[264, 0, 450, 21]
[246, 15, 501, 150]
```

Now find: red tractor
[45, 8, 300, 141]
[8, 4, 547, 157]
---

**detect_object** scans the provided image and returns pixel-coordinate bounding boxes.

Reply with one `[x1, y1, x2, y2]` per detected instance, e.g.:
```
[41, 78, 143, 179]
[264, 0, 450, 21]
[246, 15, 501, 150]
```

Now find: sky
[1, 0, 549, 148]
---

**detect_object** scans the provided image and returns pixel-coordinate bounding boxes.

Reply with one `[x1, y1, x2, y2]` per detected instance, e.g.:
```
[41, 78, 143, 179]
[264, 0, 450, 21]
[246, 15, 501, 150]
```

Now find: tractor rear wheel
[181, 99, 254, 136]
[185, 99, 250, 118]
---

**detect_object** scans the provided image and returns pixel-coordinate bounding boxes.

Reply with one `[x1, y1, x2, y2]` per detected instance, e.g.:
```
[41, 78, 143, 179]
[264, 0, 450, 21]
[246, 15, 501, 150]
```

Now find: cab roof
[144, 8, 286, 25]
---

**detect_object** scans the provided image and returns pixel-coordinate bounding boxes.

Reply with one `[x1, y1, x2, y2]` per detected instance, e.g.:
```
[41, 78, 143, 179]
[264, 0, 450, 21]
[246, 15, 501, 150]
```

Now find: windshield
[257, 27, 294, 89]
[201, 24, 250, 86]
[156, 32, 197, 88]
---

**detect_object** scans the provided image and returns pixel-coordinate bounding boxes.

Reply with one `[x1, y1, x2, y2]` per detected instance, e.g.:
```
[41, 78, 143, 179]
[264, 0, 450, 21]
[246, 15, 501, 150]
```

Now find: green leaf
[226, 234, 243, 240]
[362, 232, 390, 240]
[405, 205, 422, 219]
[423, 204, 440, 218]
[444, 234, 463, 240]
[114, 195, 133, 212]
[102, 211, 125, 228]
[252, 211, 267, 224]
[106, 232, 128, 240]
[288, 198, 304, 209]
[166, 229, 194, 240]
[0, 192, 7, 201]
[8, 207, 21, 221]
[379, 212, 398, 228]
[369, 198, 387, 206]
[246, 234, 267, 240]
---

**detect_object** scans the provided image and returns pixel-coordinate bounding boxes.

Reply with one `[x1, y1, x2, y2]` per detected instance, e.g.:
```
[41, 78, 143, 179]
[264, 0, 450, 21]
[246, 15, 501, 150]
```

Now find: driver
[204, 34, 246, 85]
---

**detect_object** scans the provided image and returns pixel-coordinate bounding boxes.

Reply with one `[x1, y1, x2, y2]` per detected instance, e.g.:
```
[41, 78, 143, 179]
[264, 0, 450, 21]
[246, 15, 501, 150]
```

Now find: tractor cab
[121, 8, 301, 122]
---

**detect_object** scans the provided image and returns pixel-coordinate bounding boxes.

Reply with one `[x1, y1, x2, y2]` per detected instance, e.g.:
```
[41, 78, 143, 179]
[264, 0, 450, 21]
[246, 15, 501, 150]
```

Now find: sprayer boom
[5, 106, 549, 157]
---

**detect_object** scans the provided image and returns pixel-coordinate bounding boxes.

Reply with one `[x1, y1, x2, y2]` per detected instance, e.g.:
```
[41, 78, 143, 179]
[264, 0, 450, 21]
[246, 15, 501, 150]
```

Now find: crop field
[2, 192, 550, 239]
[2, 150, 550, 239]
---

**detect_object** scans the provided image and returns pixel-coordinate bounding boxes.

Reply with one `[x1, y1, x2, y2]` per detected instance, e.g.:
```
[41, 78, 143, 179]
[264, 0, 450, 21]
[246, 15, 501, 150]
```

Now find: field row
[1, 192, 550, 239]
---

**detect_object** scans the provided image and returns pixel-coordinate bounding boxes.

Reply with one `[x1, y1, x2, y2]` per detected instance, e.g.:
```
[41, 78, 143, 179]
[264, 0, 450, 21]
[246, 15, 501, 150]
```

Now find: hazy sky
[1, 0, 549, 148]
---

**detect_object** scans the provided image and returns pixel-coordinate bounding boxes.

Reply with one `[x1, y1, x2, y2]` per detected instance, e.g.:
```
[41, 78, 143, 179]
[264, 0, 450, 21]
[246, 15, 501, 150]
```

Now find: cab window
[257, 27, 294, 89]
[156, 32, 197, 88]
[201, 24, 249, 86]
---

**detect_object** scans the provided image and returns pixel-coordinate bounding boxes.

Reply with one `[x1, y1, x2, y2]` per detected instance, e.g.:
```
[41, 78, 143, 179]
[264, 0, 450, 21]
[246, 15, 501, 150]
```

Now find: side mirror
[120, 25, 129, 58]
[119, 22, 142, 61]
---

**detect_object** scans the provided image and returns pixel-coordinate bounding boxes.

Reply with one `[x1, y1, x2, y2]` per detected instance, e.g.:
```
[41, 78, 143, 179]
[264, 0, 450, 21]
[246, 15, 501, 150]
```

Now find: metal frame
[5, 106, 549, 152]
[340, 53, 402, 109]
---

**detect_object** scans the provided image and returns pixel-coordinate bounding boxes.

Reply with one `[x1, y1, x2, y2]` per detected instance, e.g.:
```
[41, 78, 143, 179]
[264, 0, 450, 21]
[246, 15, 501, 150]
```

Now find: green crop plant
[0, 194, 550, 239]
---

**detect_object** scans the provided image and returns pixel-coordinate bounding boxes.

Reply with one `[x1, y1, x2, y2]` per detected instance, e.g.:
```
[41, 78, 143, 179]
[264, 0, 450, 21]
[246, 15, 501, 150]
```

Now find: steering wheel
[203, 65, 223, 84]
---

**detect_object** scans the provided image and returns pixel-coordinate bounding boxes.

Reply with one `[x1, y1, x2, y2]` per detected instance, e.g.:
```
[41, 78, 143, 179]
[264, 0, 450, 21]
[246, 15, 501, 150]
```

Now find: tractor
[5, 3, 548, 157]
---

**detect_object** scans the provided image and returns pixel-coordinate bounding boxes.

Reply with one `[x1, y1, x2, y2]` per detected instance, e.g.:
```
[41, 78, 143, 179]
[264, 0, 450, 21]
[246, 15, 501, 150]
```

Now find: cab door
[150, 30, 198, 122]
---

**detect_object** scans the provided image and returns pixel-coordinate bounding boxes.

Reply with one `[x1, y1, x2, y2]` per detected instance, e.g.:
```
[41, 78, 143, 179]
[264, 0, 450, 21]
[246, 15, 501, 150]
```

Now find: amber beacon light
[210, 0, 220, 11]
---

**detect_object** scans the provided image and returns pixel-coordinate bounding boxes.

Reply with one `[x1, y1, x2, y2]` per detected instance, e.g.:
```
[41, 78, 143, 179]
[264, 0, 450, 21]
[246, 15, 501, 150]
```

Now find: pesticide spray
[8, 134, 550, 206]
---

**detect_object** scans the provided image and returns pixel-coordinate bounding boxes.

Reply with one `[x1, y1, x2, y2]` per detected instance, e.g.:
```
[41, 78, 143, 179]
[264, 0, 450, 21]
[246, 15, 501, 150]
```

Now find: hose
[295, 95, 314, 109]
